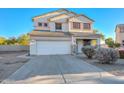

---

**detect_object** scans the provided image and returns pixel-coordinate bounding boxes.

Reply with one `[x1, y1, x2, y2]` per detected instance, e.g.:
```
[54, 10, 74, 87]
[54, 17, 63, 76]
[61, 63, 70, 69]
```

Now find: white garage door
[36, 41, 71, 55]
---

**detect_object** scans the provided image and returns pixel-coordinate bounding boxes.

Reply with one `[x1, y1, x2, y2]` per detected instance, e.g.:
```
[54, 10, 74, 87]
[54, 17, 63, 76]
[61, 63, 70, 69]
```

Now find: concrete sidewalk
[2, 55, 124, 84]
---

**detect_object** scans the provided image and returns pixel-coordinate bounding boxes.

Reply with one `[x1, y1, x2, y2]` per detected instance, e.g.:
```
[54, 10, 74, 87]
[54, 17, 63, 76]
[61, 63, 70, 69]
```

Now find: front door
[83, 39, 91, 46]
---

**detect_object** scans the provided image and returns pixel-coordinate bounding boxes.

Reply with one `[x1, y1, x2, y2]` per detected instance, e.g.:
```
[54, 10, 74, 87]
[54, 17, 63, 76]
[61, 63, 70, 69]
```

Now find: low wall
[0, 45, 29, 52]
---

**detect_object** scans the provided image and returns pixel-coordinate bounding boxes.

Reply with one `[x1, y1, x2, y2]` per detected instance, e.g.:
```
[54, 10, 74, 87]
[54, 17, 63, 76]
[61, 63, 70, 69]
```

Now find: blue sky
[0, 8, 124, 39]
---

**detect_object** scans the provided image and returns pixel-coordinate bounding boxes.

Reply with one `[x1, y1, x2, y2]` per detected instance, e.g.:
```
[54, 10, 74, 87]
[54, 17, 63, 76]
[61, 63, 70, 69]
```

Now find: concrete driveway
[2, 55, 124, 84]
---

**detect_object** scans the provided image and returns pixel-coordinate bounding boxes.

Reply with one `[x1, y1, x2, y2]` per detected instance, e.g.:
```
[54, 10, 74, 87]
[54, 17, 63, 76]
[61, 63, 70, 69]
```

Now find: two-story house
[29, 9, 101, 55]
[115, 24, 124, 47]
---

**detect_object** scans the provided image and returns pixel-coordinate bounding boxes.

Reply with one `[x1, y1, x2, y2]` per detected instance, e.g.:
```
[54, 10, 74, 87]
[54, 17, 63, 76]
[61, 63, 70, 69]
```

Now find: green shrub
[114, 43, 121, 48]
[119, 50, 124, 59]
[81, 45, 96, 59]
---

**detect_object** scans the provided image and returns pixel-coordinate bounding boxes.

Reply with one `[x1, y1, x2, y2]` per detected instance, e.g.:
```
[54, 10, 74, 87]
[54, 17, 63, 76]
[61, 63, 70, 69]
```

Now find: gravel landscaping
[0, 51, 30, 82]
[77, 54, 124, 76]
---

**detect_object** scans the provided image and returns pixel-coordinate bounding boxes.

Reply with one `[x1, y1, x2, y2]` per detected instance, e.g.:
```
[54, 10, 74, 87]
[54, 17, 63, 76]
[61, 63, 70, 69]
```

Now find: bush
[119, 50, 124, 59]
[81, 45, 96, 59]
[95, 48, 119, 64]
[114, 43, 121, 48]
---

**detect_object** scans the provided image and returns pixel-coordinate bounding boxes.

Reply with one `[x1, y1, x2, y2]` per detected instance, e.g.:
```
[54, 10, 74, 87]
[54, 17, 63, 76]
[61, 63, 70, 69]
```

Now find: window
[120, 27, 124, 32]
[38, 22, 42, 27]
[122, 40, 124, 46]
[44, 23, 48, 27]
[83, 23, 91, 29]
[55, 23, 62, 30]
[73, 22, 81, 29]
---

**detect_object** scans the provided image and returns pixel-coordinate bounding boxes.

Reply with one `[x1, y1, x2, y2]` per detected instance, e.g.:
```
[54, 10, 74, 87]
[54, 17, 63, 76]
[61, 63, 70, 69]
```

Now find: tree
[17, 34, 30, 46]
[105, 37, 115, 48]
[5, 37, 18, 45]
[0, 34, 30, 45]
[93, 29, 105, 40]
[0, 36, 6, 45]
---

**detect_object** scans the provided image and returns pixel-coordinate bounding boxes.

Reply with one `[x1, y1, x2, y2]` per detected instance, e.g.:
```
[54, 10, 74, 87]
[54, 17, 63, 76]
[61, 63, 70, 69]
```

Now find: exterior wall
[33, 11, 93, 33]
[0, 45, 29, 52]
[116, 27, 121, 43]
[30, 40, 37, 55]
[34, 13, 70, 32]
[68, 16, 93, 33]
[116, 31, 121, 43]
[30, 10, 99, 55]
[34, 11, 63, 31]
[30, 37, 71, 55]
[49, 14, 69, 21]
[117, 33, 124, 46]
[49, 19, 69, 32]
[116, 27, 124, 46]
[30, 36, 100, 55]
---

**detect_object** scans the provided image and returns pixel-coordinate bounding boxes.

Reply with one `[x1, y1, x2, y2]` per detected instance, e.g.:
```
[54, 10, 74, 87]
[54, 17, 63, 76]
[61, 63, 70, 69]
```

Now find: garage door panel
[37, 41, 71, 55]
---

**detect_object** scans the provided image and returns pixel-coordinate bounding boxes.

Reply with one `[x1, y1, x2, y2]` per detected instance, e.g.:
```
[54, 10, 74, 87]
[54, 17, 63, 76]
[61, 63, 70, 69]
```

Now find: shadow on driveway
[2, 55, 124, 84]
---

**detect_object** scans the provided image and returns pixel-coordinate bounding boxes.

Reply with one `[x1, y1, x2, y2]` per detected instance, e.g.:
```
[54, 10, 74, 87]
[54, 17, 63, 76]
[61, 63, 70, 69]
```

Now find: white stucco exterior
[115, 24, 124, 47]
[30, 9, 101, 55]
[68, 16, 93, 33]
[33, 10, 93, 33]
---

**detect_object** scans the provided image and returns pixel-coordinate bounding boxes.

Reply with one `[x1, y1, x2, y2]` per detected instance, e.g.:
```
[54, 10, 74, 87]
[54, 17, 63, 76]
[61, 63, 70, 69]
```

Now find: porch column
[71, 35, 77, 55]
[97, 38, 100, 48]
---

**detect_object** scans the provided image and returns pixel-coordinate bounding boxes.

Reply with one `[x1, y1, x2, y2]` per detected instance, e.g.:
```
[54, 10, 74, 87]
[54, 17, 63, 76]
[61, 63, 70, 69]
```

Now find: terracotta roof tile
[29, 31, 101, 38]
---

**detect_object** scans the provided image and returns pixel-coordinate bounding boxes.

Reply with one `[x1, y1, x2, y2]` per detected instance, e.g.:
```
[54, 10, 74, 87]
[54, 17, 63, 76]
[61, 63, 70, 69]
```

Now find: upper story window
[55, 23, 62, 30]
[122, 40, 124, 46]
[73, 22, 81, 29]
[38, 22, 42, 27]
[38, 22, 48, 27]
[44, 23, 48, 27]
[83, 23, 91, 30]
[120, 27, 124, 32]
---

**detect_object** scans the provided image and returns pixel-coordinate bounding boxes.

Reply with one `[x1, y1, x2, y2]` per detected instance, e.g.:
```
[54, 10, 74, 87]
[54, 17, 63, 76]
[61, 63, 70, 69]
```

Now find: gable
[115, 26, 119, 32]
[32, 9, 71, 21]
[32, 9, 94, 24]
[69, 15, 94, 23]
[49, 13, 74, 22]
[33, 12, 61, 21]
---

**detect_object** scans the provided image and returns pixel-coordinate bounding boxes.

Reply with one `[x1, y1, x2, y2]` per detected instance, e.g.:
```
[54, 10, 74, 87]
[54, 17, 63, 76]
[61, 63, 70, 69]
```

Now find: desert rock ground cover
[77, 54, 124, 76]
[0, 51, 30, 82]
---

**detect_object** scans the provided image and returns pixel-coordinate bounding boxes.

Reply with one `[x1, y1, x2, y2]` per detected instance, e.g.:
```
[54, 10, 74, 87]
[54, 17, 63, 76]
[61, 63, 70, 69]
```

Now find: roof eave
[32, 9, 77, 21]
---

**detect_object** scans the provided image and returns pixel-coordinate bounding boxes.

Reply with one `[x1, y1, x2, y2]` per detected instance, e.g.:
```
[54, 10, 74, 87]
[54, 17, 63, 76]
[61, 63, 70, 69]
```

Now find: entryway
[76, 39, 91, 53]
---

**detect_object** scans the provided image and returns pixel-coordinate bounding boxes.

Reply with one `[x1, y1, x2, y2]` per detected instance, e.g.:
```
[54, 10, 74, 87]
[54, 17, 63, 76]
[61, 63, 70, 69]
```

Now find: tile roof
[116, 24, 124, 27]
[32, 9, 94, 22]
[29, 31, 70, 37]
[29, 30, 101, 38]
[115, 24, 124, 32]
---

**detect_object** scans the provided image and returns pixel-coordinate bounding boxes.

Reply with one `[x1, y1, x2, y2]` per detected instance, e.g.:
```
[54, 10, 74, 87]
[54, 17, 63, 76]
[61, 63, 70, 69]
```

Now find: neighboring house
[29, 9, 101, 55]
[115, 24, 124, 47]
